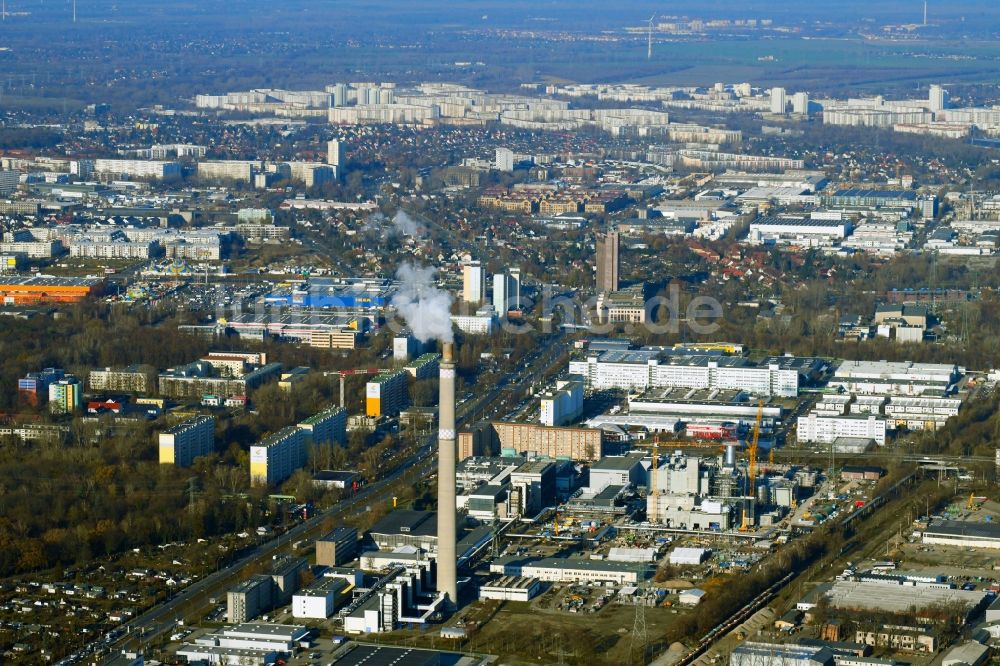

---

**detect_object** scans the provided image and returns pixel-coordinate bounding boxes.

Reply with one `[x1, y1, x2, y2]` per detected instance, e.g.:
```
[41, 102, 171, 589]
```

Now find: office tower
[596, 231, 620, 295]
[463, 260, 486, 304]
[770, 87, 787, 114]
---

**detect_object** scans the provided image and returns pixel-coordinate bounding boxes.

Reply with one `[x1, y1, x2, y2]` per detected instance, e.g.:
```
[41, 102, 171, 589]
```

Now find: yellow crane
[747, 401, 763, 486]
[739, 401, 765, 532]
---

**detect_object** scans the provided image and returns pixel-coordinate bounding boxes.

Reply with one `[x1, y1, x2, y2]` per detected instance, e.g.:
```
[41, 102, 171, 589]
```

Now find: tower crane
[739, 401, 765, 532]
[747, 400, 763, 486]
[647, 14, 656, 60]
[326, 367, 391, 408]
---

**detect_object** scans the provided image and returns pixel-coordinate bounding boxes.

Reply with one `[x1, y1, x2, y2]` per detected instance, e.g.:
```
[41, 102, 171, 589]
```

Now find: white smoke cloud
[391, 263, 454, 343]
[392, 209, 425, 237]
[359, 212, 385, 236]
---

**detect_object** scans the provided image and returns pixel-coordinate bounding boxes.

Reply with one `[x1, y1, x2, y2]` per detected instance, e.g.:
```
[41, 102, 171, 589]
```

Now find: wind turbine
[647, 14, 656, 60]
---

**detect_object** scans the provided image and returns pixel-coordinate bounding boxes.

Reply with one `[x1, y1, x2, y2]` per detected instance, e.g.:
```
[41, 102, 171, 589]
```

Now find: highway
[79, 329, 569, 664]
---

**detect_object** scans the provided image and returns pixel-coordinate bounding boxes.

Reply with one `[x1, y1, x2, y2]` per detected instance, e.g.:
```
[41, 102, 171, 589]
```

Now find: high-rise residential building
[393, 331, 427, 362]
[596, 231, 620, 295]
[250, 426, 307, 487]
[48, 376, 82, 414]
[285, 162, 335, 188]
[492, 271, 521, 316]
[298, 406, 347, 446]
[929, 84, 948, 113]
[327, 139, 345, 170]
[331, 83, 349, 107]
[495, 147, 515, 172]
[509, 268, 522, 309]
[463, 260, 486, 304]
[365, 370, 410, 418]
[159, 415, 216, 467]
[792, 92, 810, 115]
[540, 377, 585, 427]
[770, 87, 787, 114]
[0, 170, 19, 196]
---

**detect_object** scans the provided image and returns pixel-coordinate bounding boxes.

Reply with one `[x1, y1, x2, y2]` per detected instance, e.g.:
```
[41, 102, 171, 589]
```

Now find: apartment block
[298, 406, 347, 446]
[88, 364, 157, 394]
[159, 415, 216, 467]
[250, 426, 306, 486]
[365, 370, 409, 418]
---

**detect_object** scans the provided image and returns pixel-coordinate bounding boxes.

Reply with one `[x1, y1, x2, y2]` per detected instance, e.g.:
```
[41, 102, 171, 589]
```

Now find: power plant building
[315, 527, 359, 567]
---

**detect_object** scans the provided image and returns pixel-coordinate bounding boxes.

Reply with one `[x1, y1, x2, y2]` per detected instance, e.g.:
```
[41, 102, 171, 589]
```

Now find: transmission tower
[629, 599, 648, 665]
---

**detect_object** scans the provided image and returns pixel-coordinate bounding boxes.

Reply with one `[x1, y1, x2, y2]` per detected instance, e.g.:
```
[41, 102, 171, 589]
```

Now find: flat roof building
[824, 580, 988, 621]
[298, 406, 347, 446]
[250, 426, 306, 487]
[923, 520, 1000, 549]
[489, 556, 648, 585]
[316, 526, 359, 567]
[159, 415, 215, 467]
[366, 370, 409, 418]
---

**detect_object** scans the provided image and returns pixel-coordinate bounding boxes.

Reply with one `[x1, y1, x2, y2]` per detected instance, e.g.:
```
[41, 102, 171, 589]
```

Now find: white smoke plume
[391, 263, 454, 343]
[392, 209, 425, 237]
[360, 211, 385, 236]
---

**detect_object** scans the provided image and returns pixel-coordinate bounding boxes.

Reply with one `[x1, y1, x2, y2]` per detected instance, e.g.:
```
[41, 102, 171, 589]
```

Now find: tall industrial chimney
[436, 342, 458, 607]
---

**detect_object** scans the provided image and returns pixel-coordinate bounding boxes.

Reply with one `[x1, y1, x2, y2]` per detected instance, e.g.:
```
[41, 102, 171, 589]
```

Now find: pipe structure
[436, 342, 458, 607]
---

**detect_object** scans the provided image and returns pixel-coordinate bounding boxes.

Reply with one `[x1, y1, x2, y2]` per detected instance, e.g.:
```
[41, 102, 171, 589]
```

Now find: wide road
[81, 329, 568, 664]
